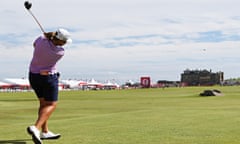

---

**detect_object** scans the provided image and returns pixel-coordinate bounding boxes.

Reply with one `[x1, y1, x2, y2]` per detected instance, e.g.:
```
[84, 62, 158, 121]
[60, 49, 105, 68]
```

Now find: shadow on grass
[0, 139, 31, 144]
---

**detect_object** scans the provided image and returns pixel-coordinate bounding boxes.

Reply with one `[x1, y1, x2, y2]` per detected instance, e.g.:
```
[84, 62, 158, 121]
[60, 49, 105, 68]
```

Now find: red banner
[141, 77, 151, 88]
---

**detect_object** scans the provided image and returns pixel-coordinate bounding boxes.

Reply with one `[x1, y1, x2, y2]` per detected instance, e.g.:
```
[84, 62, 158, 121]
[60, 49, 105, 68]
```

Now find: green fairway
[1, 86, 240, 144]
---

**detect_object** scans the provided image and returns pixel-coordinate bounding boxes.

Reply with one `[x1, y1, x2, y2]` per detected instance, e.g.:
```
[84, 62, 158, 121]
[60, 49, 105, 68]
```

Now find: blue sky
[1, 0, 240, 83]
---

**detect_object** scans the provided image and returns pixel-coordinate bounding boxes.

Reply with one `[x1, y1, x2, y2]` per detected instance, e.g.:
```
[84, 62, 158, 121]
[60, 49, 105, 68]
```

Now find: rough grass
[1, 86, 240, 144]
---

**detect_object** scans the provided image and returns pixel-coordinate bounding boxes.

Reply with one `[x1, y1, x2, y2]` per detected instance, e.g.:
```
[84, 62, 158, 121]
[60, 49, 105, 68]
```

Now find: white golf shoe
[27, 126, 42, 144]
[40, 131, 61, 140]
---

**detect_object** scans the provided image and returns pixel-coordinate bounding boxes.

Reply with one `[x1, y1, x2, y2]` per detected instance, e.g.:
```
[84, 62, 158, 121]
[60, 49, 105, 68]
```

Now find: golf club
[24, 1, 45, 33]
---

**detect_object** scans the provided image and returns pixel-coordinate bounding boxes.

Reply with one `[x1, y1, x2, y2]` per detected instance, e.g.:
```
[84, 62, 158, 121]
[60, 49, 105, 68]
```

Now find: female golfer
[27, 28, 71, 144]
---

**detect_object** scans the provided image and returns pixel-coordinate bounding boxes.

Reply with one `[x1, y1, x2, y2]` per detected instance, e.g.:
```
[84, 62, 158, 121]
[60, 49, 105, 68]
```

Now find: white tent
[103, 81, 120, 89]
[4, 78, 30, 90]
[0, 81, 11, 89]
[61, 79, 87, 89]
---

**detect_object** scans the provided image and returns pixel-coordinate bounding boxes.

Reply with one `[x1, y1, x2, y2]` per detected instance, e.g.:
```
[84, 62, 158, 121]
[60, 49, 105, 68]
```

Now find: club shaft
[28, 10, 45, 33]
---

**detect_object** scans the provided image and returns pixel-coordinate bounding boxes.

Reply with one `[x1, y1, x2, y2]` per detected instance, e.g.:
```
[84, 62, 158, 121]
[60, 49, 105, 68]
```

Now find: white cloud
[1, 0, 240, 83]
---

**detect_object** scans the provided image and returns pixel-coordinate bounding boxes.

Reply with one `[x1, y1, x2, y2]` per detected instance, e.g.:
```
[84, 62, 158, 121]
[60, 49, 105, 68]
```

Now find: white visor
[55, 28, 72, 44]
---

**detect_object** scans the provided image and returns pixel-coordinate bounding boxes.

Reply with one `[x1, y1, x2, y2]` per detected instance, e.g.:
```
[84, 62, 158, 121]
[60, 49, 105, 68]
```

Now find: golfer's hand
[44, 32, 55, 40]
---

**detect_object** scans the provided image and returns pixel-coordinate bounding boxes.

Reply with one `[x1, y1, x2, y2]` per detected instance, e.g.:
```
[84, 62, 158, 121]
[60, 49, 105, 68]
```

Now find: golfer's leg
[38, 98, 49, 132]
[35, 100, 57, 130]
[42, 121, 48, 133]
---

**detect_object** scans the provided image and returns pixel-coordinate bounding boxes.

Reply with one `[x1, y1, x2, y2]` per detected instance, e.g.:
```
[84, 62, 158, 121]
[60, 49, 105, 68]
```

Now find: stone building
[181, 69, 224, 86]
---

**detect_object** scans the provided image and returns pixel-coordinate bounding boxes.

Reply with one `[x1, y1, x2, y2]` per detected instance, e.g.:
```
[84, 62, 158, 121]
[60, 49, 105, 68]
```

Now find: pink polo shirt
[29, 36, 65, 74]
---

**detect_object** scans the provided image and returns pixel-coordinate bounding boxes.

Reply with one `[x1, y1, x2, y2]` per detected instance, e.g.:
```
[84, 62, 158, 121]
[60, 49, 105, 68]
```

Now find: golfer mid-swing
[27, 28, 71, 144]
